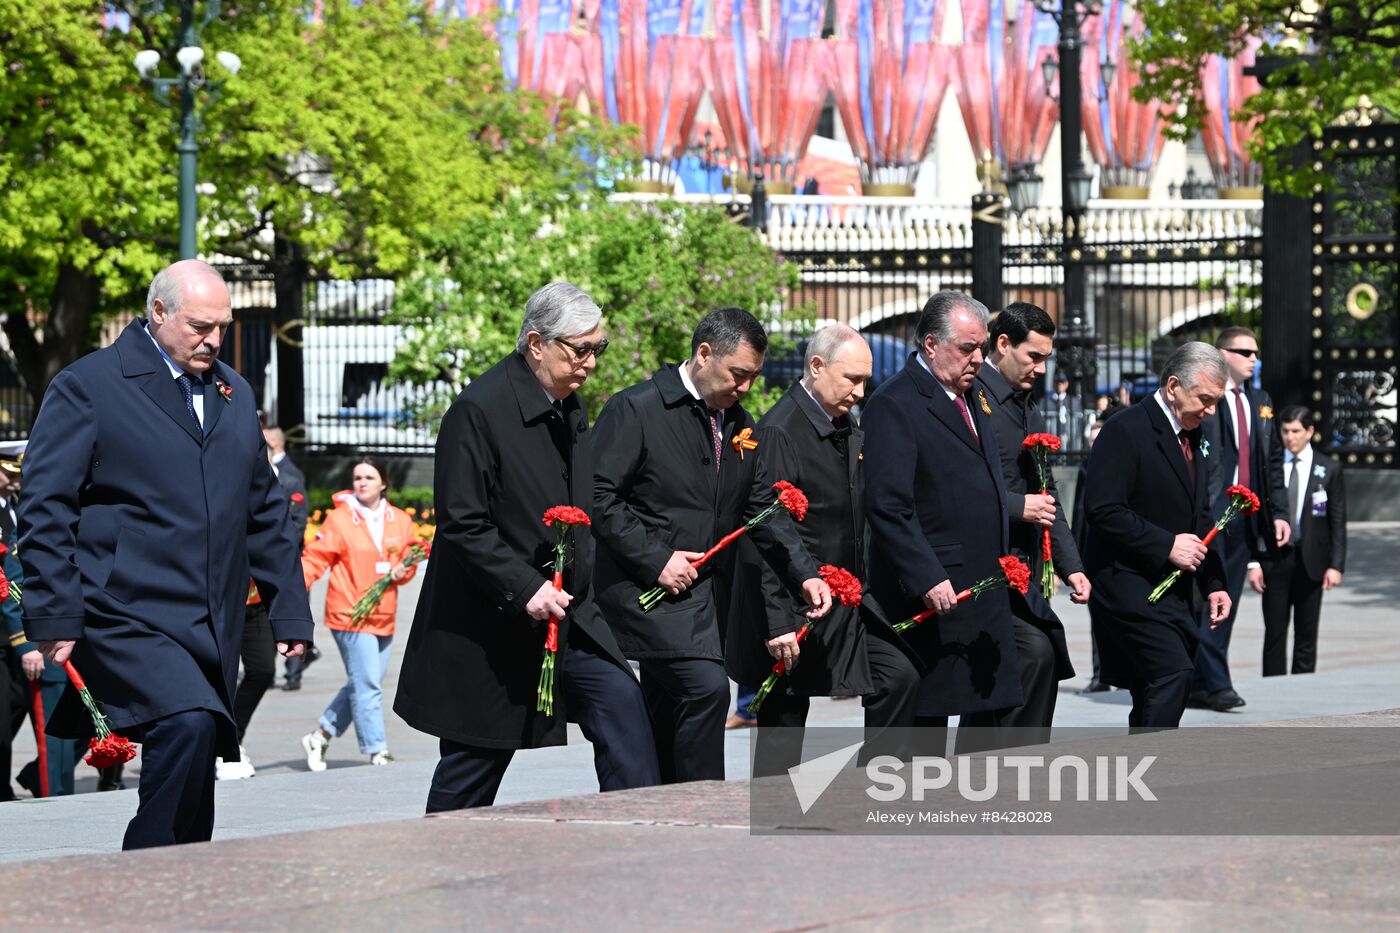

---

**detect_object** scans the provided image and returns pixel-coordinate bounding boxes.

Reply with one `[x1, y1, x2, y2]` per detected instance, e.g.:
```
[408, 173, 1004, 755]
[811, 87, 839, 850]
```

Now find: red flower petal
[998, 555, 1031, 595]
[542, 505, 592, 527]
[1021, 433, 1062, 451]
[84, 734, 138, 769]
[818, 564, 864, 606]
[776, 484, 809, 522]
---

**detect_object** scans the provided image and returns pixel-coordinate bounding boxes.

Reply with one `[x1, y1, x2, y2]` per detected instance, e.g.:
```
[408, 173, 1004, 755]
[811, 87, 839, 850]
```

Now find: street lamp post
[133, 1, 240, 259]
[1037, 0, 1101, 408]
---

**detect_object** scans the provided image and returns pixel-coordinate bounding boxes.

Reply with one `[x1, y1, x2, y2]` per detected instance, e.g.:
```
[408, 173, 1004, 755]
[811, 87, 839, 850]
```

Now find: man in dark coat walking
[973, 303, 1082, 738]
[395, 283, 660, 810]
[1084, 341, 1231, 728]
[19, 260, 312, 848]
[1249, 406, 1346, 676]
[863, 292, 1026, 751]
[726, 325, 920, 777]
[1190, 326, 1289, 711]
[592, 307, 830, 784]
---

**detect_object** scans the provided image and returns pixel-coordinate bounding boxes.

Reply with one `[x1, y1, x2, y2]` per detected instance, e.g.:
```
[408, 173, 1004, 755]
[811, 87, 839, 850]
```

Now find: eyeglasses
[555, 336, 609, 361]
[1222, 347, 1258, 359]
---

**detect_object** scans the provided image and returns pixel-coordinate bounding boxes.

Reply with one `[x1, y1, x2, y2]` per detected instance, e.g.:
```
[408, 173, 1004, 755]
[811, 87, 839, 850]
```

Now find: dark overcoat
[724, 385, 919, 692]
[591, 364, 816, 661]
[394, 353, 630, 750]
[1200, 383, 1287, 555]
[863, 354, 1024, 717]
[18, 319, 312, 757]
[974, 364, 1076, 680]
[1083, 397, 1226, 687]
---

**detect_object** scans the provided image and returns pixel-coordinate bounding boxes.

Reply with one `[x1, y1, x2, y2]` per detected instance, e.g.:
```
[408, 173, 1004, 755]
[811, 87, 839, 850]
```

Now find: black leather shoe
[1185, 691, 1214, 709]
[1078, 681, 1111, 694]
[1209, 688, 1247, 710]
[97, 764, 126, 791]
[282, 679, 302, 691]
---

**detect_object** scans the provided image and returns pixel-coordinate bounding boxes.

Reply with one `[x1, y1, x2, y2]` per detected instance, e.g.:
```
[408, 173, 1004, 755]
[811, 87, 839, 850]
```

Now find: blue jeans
[734, 683, 757, 721]
[320, 629, 393, 755]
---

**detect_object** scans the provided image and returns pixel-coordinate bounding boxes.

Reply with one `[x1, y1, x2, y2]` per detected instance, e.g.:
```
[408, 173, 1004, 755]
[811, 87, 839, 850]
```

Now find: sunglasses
[555, 336, 610, 361]
[1222, 347, 1258, 359]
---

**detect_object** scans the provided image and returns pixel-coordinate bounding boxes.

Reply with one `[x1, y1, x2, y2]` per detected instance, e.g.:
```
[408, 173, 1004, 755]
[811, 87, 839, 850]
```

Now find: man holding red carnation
[973, 302, 1085, 741]
[725, 325, 920, 777]
[592, 307, 831, 784]
[1083, 342, 1231, 728]
[863, 292, 1031, 753]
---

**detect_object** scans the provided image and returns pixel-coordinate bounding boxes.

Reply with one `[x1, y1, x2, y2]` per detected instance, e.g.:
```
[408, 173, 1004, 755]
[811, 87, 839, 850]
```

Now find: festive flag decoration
[1200, 39, 1264, 193]
[953, 0, 1059, 188]
[1081, 0, 1168, 195]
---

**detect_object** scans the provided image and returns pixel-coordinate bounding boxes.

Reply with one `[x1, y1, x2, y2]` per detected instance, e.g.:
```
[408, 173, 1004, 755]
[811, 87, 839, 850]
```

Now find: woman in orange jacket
[299, 458, 420, 770]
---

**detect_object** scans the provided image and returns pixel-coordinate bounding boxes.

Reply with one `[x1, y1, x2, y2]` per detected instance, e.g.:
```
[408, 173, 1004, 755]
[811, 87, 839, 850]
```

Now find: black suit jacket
[394, 352, 630, 750]
[1083, 397, 1226, 686]
[974, 364, 1076, 680]
[1201, 383, 1287, 555]
[864, 354, 1023, 716]
[591, 364, 817, 661]
[275, 454, 309, 550]
[725, 385, 918, 693]
[18, 319, 312, 755]
[1270, 450, 1346, 581]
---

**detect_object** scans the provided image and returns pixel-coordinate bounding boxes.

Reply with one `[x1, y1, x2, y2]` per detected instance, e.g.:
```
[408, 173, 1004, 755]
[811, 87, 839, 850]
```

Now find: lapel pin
[978, 390, 992, 415]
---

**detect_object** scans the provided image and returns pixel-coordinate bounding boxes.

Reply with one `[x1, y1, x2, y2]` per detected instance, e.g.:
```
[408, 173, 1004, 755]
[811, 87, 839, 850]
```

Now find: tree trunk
[1, 263, 102, 425]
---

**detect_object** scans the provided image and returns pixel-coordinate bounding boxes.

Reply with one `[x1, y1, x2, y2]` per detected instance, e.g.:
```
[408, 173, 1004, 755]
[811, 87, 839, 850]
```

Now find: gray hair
[146, 259, 226, 318]
[1161, 341, 1228, 390]
[804, 323, 866, 369]
[916, 291, 990, 344]
[516, 282, 603, 353]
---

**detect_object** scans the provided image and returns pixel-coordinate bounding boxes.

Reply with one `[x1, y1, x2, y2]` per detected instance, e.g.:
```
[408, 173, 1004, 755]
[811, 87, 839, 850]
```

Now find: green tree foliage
[1131, 0, 1400, 196]
[0, 0, 622, 414]
[386, 196, 807, 424]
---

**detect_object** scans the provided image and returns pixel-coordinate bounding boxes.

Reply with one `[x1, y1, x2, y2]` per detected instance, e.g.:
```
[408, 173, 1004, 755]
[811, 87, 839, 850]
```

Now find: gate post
[971, 191, 1004, 311]
[273, 237, 307, 448]
[1260, 143, 1312, 410]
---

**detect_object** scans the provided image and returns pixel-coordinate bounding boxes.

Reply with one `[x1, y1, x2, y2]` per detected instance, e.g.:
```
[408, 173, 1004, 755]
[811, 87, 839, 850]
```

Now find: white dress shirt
[144, 323, 204, 427]
[1285, 444, 1315, 531]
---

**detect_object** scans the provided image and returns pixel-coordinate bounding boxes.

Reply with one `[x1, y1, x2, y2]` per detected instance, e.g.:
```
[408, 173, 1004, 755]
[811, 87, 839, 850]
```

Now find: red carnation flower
[85, 733, 139, 769]
[0, 570, 8, 603]
[1022, 433, 1062, 451]
[773, 481, 810, 522]
[818, 565, 864, 607]
[1225, 484, 1261, 513]
[290, 492, 305, 504]
[542, 505, 592, 527]
[999, 555, 1031, 595]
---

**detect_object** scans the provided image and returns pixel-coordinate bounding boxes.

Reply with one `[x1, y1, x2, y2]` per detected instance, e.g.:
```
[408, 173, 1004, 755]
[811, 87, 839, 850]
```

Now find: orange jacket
[302, 502, 421, 635]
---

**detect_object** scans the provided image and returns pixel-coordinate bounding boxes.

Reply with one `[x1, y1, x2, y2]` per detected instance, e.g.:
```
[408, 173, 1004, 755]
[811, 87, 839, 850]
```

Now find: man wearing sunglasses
[1190, 326, 1289, 713]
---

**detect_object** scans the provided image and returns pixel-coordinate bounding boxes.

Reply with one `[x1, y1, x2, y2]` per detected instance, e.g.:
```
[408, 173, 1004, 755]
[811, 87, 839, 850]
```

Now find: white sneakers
[301, 730, 330, 772]
[369, 750, 396, 766]
[215, 746, 256, 781]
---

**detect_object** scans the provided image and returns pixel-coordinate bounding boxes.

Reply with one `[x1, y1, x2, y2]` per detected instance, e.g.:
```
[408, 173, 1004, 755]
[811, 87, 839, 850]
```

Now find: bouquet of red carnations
[1147, 484, 1260, 604]
[1021, 433, 1061, 599]
[349, 540, 432, 626]
[0, 542, 19, 603]
[536, 506, 591, 715]
[747, 565, 863, 716]
[63, 661, 138, 769]
[891, 556, 1031, 633]
[638, 481, 810, 612]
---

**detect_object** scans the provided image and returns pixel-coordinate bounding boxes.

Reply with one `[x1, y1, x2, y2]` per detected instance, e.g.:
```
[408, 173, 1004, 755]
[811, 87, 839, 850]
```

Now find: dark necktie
[708, 408, 723, 472]
[178, 373, 204, 438]
[1287, 457, 1302, 542]
[954, 395, 978, 440]
[551, 399, 564, 417]
[1179, 429, 1195, 485]
[1233, 387, 1251, 489]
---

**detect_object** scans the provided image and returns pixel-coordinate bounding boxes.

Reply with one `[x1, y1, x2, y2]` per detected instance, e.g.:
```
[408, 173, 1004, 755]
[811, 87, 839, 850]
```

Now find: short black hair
[990, 302, 1056, 347]
[1055, 371, 1070, 383]
[692, 307, 768, 357]
[1278, 404, 1314, 428]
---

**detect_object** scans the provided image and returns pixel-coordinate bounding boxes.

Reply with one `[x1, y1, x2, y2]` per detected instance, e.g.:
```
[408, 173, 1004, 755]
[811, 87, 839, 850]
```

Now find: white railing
[609, 191, 1264, 253]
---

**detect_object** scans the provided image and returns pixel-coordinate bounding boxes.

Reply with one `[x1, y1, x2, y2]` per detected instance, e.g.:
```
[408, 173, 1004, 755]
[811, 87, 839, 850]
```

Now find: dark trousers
[123, 709, 219, 850]
[997, 618, 1059, 738]
[1191, 530, 1249, 695]
[0, 651, 25, 800]
[232, 601, 277, 743]
[752, 635, 919, 778]
[1128, 669, 1192, 730]
[17, 677, 84, 797]
[425, 641, 660, 812]
[639, 657, 729, 784]
[1261, 548, 1324, 676]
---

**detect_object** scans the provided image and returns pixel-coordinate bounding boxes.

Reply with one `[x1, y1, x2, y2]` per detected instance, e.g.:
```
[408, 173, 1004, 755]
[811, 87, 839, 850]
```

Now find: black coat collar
[506, 351, 579, 425]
